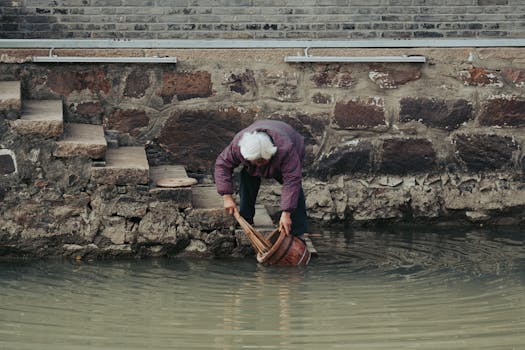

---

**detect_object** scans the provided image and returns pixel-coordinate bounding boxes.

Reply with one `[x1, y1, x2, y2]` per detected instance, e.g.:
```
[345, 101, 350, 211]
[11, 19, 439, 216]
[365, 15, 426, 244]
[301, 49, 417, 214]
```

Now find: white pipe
[284, 55, 426, 63]
[1, 38, 525, 49]
[32, 56, 177, 63]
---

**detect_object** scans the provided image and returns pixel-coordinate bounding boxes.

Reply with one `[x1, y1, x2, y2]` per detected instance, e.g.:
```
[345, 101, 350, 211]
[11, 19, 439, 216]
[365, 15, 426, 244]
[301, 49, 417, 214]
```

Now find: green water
[1, 227, 524, 349]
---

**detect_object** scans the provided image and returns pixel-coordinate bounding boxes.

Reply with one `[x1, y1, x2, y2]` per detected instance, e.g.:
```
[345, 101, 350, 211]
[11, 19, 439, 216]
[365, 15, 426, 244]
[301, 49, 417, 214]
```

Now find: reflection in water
[0, 227, 524, 349]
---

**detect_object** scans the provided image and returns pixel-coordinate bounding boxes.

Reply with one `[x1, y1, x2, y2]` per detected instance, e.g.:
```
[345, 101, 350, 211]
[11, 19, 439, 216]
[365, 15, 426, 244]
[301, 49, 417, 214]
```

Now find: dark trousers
[239, 168, 308, 236]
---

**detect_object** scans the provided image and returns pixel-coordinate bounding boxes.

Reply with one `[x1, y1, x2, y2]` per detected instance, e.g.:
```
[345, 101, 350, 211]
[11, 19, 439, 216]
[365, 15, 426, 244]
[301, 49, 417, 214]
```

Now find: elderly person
[214, 119, 307, 237]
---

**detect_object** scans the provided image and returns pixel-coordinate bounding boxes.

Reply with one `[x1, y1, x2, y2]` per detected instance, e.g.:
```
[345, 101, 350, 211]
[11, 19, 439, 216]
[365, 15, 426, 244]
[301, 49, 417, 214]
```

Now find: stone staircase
[0, 79, 316, 257]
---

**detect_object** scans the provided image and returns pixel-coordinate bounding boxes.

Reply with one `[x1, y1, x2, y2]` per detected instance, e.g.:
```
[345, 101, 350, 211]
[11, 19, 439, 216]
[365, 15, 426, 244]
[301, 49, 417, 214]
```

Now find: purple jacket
[214, 120, 305, 212]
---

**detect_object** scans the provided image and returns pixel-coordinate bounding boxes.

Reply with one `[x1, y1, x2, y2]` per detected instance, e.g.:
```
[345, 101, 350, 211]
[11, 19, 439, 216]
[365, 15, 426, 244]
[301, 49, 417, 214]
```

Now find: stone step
[10, 100, 63, 137]
[54, 123, 107, 159]
[0, 81, 21, 117]
[149, 165, 193, 206]
[91, 146, 149, 185]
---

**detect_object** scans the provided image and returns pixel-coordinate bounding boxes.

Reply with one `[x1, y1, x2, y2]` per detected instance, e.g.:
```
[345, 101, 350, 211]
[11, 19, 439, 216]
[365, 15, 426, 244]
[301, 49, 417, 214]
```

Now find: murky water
[1, 227, 524, 349]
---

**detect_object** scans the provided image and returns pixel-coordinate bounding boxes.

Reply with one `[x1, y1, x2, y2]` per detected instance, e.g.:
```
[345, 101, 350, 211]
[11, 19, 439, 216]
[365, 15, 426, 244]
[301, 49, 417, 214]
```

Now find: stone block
[47, 68, 111, 96]
[0, 149, 17, 175]
[368, 65, 422, 89]
[311, 65, 353, 88]
[54, 123, 107, 159]
[226, 69, 257, 96]
[68, 101, 105, 124]
[502, 68, 525, 88]
[380, 138, 436, 174]
[156, 107, 255, 172]
[459, 67, 503, 87]
[0, 81, 21, 117]
[124, 68, 150, 98]
[91, 147, 149, 185]
[157, 71, 212, 103]
[454, 134, 518, 171]
[10, 100, 63, 138]
[187, 208, 235, 231]
[316, 140, 373, 179]
[149, 187, 192, 207]
[260, 70, 301, 102]
[479, 95, 525, 127]
[333, 97, 386, 129]
[105, 109, 149, 137]
[399, 97, 473, 130]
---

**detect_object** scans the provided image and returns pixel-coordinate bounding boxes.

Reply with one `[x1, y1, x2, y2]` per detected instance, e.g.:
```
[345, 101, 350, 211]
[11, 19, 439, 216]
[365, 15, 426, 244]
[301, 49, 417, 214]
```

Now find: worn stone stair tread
[149, 165, 197, 187]
[191, 184, 223, 209]
[54, 123, 107, 159]
[11, 100, 63, 137]
[0, 81, 21, 112]
[91, 146, 149, 185]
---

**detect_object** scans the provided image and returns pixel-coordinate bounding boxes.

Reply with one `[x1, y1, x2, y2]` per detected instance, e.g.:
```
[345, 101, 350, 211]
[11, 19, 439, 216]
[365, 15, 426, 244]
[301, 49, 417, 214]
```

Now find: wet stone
[400, 97, 473, 130]
[480, 96, 525, 127]
[380, 138, 436, 174]
[454, 134, 519, 172]
[316, 141, 373, 179]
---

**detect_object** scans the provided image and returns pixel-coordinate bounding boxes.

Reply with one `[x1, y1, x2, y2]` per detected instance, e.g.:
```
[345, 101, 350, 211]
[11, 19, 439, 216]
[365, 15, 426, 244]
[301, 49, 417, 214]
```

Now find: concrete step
[54, 123, 107, 159]
[0, 81, 21, 117]
[149, 165, 193, 206]
[10, 100, 63, 137]
[91, 146, 149, 185]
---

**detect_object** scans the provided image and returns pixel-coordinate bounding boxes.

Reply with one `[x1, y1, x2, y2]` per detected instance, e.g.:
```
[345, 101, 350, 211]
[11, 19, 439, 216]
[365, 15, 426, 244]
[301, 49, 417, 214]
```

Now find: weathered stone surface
[156, 107, 255, 172]
[316, 140, 373, 179]
[47, 68, 111, 96]
[54, 123, 107, 159]
[459, 67, 503, 87]
[226, 69, 257, 96]
[0, 150, 16, 175]
[311, 65, 353, 88]
[454, 134, 518, 171]
[187, 208, 234, 231]
[124, 68, 150, 98]
[480, 95, 525, 127]
[399, 97, 473, 130]
[0, 81, 21, 117]
[260, 70, 301, 102]
[380, 138, 436, 174]
[333, 97, 385, 129]
[68, 101, 105, 124]
[368, 65, 422, 88]
[312, 92, 332, 104]
[158, 71, 212, 103]
[91, 147, 149, 185]
[10, 100, 63, 138]
[502, 68, 525, 88]
[105, 109, 149, 137]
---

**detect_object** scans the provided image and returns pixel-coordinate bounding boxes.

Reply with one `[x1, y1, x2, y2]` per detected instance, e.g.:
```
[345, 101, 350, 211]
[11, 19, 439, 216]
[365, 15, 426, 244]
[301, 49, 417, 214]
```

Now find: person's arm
[214, 143, 241, 215]
[279, 150, 302, 235]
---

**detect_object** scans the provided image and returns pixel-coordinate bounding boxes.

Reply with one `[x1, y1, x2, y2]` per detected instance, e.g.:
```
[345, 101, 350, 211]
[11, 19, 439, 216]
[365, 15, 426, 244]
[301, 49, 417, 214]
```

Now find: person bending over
[214, 119, 307, 237]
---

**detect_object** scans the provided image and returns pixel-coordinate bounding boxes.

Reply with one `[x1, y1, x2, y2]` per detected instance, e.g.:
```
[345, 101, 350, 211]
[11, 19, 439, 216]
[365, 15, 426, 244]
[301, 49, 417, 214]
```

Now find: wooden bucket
[257, 230, 311, 266]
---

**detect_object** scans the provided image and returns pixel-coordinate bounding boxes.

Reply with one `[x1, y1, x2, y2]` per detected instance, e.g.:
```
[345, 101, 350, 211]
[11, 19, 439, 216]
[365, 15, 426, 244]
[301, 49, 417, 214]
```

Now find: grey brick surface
[1, 1, 524, 39]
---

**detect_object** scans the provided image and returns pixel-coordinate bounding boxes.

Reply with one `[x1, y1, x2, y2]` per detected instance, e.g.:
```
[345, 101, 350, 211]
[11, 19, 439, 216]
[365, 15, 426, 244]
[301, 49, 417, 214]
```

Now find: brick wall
[1, 0, 524, 40]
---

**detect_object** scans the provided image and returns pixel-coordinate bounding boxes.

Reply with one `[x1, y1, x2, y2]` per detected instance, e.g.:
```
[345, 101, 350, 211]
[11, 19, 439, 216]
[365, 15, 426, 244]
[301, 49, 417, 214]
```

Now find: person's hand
[223, 194, 237, 215]
[279, 211, 292, 235]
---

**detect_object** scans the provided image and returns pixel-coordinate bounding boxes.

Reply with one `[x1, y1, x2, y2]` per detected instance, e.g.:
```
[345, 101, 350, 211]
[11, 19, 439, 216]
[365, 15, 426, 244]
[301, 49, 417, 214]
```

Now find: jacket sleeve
[214, 143, 241, 195]
[279, 149, 303, 212]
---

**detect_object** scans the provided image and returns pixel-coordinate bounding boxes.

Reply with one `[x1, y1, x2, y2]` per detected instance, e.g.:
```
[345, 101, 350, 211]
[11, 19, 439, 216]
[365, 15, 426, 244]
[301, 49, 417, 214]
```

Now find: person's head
[238, 131, 277, 166]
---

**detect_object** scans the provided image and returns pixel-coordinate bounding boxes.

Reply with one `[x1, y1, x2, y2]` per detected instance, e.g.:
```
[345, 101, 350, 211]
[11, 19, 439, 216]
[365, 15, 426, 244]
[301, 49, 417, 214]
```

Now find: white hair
[238, 131, 277, 161]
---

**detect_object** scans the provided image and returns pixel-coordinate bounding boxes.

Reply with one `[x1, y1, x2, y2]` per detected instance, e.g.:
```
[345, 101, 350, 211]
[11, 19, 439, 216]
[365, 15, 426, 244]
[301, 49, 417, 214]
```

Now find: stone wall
[1, 46, 525, 258]
[1, 0, 524, 39]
